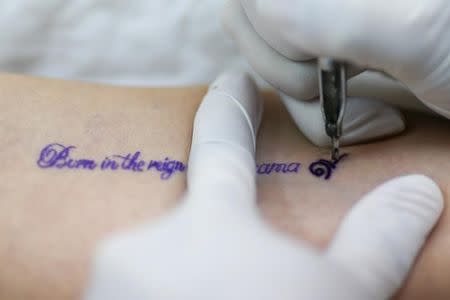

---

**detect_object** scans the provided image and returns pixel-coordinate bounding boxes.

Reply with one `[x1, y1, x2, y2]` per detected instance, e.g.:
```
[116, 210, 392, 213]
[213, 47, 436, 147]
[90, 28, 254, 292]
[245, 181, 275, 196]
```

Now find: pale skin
[0, 73, 449, 299]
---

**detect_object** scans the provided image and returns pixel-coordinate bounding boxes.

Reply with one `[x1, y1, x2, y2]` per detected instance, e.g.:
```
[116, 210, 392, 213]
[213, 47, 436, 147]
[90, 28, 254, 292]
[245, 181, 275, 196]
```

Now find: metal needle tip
[331, 137, 340, 162]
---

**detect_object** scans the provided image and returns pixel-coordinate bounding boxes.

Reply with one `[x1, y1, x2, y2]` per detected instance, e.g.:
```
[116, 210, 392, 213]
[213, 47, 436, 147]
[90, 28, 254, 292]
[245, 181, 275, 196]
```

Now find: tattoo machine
[318, 58, 347, 161]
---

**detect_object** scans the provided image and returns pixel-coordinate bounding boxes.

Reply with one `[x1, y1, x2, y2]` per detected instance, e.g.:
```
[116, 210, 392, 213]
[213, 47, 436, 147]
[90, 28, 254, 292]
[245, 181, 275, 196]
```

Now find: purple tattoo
[256, 162, 301, 175]
[112, 152, 146, 172]
[37, 143, 186, 180]
[309, 154, 348, 180]
[38, 143, 97, 170]
[37, 143, 348, 180]
[147, 158, 187, 180]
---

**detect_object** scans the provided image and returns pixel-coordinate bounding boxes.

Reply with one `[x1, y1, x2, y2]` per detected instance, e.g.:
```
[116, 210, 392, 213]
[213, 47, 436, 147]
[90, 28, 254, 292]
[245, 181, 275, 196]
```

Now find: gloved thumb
[281, 93, 406, 147]
[326, 175, 443, 299]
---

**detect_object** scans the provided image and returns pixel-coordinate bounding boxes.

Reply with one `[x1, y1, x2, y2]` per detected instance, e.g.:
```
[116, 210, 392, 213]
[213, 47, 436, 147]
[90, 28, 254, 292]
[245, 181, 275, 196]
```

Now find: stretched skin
[0, 74, 448, 299]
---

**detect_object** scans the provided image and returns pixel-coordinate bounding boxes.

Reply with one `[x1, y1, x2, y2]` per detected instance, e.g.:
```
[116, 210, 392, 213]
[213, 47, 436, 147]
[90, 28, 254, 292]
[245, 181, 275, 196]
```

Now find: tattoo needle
[318, 58, 347, 162]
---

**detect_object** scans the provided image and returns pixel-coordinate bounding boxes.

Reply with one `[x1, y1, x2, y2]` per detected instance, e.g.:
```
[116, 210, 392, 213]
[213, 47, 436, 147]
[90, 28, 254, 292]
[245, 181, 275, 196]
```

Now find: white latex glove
[83, 70, 443, 300]
[222, 0, 450, 147]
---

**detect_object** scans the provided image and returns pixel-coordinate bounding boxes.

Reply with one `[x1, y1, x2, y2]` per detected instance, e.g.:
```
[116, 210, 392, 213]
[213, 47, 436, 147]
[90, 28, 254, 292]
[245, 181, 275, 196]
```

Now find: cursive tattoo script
[37, 143, 186, 180]
[256, 162, 301, 175]
[37, 143, 348, 180]
[38, 143, 97, 170]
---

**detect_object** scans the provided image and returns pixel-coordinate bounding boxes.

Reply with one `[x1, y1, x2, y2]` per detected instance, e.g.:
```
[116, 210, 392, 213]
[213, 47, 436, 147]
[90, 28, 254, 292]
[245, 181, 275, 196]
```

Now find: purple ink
[287, 163, 301, 173]
[257, 163, 271, 175]
[309, 154, 348, 180]
[37, 143, 74, 168]
[256, 162, 301, 175]
[37, 143, 97, 170]
[69, 159, 97, 170]
[100, 157, 119, 170]
[147, 160, 163, 171]
[37, 143, 188, 179]
[274, 163, 288, 173]
[38, 143, 311, 180]
[113, 151, 146, 172]
[148, 157, 187, 180]
[176, 161, 187, 172]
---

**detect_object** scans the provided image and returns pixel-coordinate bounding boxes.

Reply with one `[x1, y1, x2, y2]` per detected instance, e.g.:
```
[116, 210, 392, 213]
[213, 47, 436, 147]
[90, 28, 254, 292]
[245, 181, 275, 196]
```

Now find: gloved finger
[222, 0, 363, 100]
[236, 0, 388, 71]
[223, 0, 434, 116]
[188, 69, 263, 205]
[281, 93, 406, 147]
[349, 71, 440, 115]
[326, 175, 444, 299]
[238, 0, 312, 61]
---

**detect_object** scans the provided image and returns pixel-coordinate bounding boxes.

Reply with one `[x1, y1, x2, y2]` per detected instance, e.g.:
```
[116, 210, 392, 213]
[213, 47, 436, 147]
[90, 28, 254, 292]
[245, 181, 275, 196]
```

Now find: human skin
[0, 73, 448, 299]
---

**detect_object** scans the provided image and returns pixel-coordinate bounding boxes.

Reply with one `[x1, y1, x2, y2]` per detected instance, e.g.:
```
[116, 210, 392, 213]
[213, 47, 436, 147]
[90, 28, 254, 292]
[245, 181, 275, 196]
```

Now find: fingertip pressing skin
[326, 174, 443, 299]
[191, 71, 262, 154]
[364, 174, 444, 224]
[209, 69, 264, 145]
[188, 70, 263, 202]
[280, 93, 406, 147]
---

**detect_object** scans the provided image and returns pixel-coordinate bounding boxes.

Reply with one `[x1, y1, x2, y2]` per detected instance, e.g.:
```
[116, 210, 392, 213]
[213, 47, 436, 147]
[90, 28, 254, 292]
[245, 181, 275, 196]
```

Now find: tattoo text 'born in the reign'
[309, 154, 348, 180]
[37, 143, 186, 180]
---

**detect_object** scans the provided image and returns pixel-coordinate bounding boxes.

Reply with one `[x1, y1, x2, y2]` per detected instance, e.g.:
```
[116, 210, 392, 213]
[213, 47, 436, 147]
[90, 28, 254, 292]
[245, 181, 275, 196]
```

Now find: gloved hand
[84, 70, 443, 300]
[222, 0, 450, 147]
